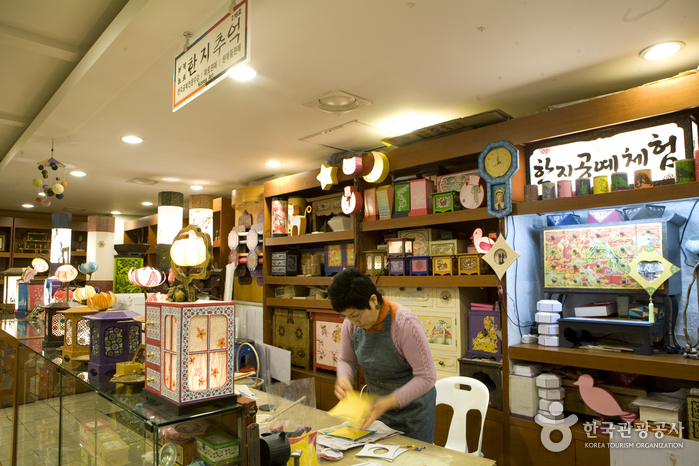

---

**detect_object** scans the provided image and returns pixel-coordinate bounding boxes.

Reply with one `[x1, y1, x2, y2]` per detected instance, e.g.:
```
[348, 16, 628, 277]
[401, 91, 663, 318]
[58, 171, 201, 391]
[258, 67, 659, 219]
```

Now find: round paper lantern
[42, 199, 51, 206]
[87, 291, 117, 311]
[32, 257, 49, 273]
[128, 266, 165, 288]
[73, 285, 96, 304]
[32, 178, 42, 187]
[55, 264, 78, 282]
[61, 181, 67, 187]
[170, 235, 207, 267]
[52, 183, 64, 194]
[53, 289, 74, 301]
[56, 193, 64, 199]
[146, 292, 168, 302]
[78, 262, 99, 276]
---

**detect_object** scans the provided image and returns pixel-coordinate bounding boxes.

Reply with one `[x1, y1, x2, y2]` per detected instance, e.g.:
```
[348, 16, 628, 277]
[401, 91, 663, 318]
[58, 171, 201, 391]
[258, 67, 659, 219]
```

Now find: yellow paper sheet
[327, 390, 374, 420]
[323, 425, 374, 441]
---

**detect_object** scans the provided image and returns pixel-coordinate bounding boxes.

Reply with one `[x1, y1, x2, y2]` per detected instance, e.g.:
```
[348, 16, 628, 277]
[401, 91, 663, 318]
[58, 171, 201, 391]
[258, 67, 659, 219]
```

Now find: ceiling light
[111, 211, 121, 215]
[162, 177, 181, 182]
[22, 204, 34, 208]
[38, 192, 45, 196]
[303, 90, 372, 116]
[122, 135, 143, 144]
[70, 171, 86, 177]
[190, 185, 204, 191]
[142, 202, 153, 206]
[388, 115, 444, 135]
[265, 161, 282, 167]
[228, 65, 257, 81]
[640, 41, 684, 60]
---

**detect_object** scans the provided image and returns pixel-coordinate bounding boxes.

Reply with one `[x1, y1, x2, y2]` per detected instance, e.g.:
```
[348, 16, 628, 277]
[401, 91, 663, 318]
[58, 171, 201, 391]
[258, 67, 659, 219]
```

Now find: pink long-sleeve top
[336, 299, 437, 408]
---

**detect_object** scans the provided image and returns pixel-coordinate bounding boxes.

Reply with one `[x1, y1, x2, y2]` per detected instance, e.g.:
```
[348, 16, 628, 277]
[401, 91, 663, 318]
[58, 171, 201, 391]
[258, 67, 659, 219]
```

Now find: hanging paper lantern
[52, 184, 64, 194]
[56, 193, 64, 199]
[32, 178, 42, 187]
[61, 181, 67, 187]
[128, 266, 166, 288]
[50, 163, 58, 170]
[46, 189, 55, 197]
[170, 234, 208, 267]
[146, 292, 168, 302]
[86, 291, 117, 311]
[42, 199, 51, 207]
[36, 197, 41, 203]
[78, 262, 99, 276]
[55, 264, 78, 283]
[53, 289, 73, 301]
[73, 285, 96, 304]
[32, 257, 49, 273]
[38, 164, 44, 170]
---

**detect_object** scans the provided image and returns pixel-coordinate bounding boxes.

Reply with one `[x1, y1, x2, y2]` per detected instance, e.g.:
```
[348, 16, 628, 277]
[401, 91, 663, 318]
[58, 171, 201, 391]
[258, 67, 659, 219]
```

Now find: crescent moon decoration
[317, 164, 338, 190]
[341, 185, 363, 215]
[342, 156, 363, 176]
[363, 151, 390, 184]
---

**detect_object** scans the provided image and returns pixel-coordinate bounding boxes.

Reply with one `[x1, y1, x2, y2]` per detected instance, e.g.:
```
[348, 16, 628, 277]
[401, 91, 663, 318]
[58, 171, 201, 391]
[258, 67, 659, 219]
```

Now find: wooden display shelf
[13, 252, 46, 258]
[265, 230, 354, 246]
[374, 274, 499, 287]
[361, 208, 493, 231]
[513, 182, 699, 216]
[264, 276, 333, 286]
[265, 298, 333, 309]
[509, 343, 699, 381]
[72, 251, 87, 257]
[0, 252, 10, 258]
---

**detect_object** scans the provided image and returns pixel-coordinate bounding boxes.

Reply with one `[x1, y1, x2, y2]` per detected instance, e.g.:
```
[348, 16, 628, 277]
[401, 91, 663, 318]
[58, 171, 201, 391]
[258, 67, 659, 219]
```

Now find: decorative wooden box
[308, 193, 343, 231]
[272, 308, 312, 370]
[429, 239, 469, 256]
[409, 178, 434, 216]
[393, 182, 411, 218]
[195, 430, 241, 466]
[466, 309, 502, 359]
[271, 250, 300, 276]
[85, 310, 142, 376]
[144, 301, 236, 409]
[431, 191, 462, 213]
[432, 255, 457, 276]
[16, 279, 44, 318]
[541, 215, 684, 294]
[436, 169, 478, 192]
[388, 257, 408, 276]
[324, 243, 355, 276]
[398, 228, 444, 257]
[308, 308, 343, 372]
[457, 253, 487, 275]
[408, 256, 431, 276]
[300, 248, 324, 276]
[376, 185, 394, 220]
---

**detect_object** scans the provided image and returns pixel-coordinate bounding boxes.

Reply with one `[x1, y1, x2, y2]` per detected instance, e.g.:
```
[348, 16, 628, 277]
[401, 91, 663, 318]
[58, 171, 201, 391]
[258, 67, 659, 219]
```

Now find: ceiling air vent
[126, 178, 158, 185]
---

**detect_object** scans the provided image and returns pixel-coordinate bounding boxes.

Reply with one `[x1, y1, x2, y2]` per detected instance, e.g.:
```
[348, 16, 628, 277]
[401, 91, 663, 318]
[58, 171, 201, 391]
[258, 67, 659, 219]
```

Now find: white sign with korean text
[527, 120, 696, 186]
[173, 0, 248, 111]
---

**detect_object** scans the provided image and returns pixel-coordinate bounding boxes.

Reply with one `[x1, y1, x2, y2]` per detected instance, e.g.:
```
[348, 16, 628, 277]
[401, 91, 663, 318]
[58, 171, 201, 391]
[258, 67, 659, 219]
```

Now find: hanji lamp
[387, 238, 414, 276]
[364, 250, 387, 276]
[78, 262, 98, 282]
[2, 268, 23, 315]
[681, 236, 699, 359]
[169, 225, 213, 302]
[128, 266, 166, 302]
[41, 263, 72, 348]
[50, 213, 72, 274]
[58, 306, 100, 362]
[84, 310, 142, 382]
[156, 191, 184, 270]
[189, 195, 214, 241]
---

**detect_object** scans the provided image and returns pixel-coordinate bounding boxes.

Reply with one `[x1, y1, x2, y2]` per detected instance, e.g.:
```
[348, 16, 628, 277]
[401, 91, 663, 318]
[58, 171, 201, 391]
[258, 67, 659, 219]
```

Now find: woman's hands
[361, 393, 400, 430]
[334, 376, 353, 400]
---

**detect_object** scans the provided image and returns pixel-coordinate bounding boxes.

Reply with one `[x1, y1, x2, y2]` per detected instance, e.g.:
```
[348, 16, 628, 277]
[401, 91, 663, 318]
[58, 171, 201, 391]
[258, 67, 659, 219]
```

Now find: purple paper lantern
[84, 310, 142, 377]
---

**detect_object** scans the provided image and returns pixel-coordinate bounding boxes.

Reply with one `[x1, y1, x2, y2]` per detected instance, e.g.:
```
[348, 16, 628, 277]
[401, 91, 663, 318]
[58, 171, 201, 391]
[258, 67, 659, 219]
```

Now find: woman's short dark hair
[327, 267, 383, 313]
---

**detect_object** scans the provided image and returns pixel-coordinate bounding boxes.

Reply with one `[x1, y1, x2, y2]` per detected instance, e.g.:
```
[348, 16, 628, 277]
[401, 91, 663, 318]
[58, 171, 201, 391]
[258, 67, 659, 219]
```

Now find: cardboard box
[535, 312, 560, 324]
[538, 335, 559, 347]
[539, 387, 566, 400]
[536, 373, 562, 389]
[510, 374, 538, 418]
[537, 300, 562, 313]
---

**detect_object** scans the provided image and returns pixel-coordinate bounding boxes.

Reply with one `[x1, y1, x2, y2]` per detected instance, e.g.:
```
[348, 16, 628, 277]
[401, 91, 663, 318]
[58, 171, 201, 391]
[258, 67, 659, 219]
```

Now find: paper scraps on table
[317, 420, 403, 452]
[355, 443, 410, 462]
[328, 389, 375, 420]
[321, 425, 375, 441]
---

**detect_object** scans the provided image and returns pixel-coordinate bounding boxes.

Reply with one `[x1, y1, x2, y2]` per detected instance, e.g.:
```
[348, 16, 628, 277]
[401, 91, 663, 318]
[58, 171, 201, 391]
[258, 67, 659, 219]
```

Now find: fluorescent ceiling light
[640, 41, 684, 60]
[190, 185, 204, 191]
[228, 66, 256, 81]
[388, 115, 443, 134]
[22, 204, 34, 208]
[38, 192, 45, 196]
[110, 211, 121, 215]
[162, 177, 181, 182]
[70, 171, 86, 177]
[265, 161, 282, 167]
[142, 202, 153, 206]
[122, 135, 143, 144]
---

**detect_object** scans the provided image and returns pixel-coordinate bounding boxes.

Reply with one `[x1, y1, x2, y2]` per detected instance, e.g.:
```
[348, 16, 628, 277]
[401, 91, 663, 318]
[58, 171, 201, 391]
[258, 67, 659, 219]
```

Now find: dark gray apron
[351, 307, 436, 442]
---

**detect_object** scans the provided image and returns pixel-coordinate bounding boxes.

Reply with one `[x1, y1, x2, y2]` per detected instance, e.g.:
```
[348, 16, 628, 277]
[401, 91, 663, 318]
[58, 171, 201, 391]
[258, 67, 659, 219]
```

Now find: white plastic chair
[435, 376, 490, 456]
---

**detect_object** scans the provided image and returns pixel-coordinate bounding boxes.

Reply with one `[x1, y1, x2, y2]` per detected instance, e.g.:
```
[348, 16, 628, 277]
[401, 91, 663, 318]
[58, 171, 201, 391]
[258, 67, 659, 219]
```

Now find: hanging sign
[525, 112, 697, 186]
[173, 0, 249, 111]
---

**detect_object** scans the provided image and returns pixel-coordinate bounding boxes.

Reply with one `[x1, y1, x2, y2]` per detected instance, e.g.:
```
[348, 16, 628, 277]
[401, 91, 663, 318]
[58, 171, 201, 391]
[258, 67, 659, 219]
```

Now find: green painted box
[393, 182, 411, 218]
[431, 190, 462, 213]
[195, 430, 241, 466]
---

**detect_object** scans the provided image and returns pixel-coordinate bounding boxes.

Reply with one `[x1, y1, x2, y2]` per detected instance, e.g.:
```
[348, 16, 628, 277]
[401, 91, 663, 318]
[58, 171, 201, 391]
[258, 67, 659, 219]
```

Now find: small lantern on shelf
[387, 238, 414, 258]
[58, 306, 100, 361]
[84, 310, 142, 382]
[364, 250, 387, 276]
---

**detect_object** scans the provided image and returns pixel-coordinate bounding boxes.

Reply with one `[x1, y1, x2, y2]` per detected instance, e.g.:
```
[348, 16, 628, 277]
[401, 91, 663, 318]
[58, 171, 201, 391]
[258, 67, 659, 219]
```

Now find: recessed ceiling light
[122, 135, 143, 144]
[640, 41, 684, 60]
[162, 177, 181, 182]
[142, 201, 153, 206]
[265, 161, 282, 167]
[22, 204, 34, 208]
[228, 65, 256, 81]
[70, 171, 86, 177]
[190, 185, 204, 191]
[111, 211, 121, 215]
[303, 90, 372, 116]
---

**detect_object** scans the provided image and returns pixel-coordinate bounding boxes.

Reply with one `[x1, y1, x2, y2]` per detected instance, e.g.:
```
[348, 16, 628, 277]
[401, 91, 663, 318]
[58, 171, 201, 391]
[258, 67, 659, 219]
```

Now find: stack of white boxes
[509, 363, 542, 420]
[536, 373, 566, 422]
[536, 299, 562, 347]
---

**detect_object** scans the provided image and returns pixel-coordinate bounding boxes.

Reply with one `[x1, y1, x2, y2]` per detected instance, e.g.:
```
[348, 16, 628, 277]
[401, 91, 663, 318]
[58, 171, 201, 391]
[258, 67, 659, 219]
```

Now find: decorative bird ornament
[574, 374, 637, 424]
[471, 228, 495, 254]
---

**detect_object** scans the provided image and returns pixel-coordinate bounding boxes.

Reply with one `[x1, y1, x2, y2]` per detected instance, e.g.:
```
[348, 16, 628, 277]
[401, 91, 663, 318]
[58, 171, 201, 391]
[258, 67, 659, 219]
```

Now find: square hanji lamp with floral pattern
[144, 301, 236, 409]
[84, 310, 142, 378]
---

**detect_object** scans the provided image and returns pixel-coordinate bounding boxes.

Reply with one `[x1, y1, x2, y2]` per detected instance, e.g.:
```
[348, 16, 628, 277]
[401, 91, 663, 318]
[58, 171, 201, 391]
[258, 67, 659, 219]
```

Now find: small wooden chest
[272, 308, 312, 370]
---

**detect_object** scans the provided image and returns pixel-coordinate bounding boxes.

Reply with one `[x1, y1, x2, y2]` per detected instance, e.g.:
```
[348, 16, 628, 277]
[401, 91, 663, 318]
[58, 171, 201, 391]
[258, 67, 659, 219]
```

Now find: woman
[327, 267, 437, 442]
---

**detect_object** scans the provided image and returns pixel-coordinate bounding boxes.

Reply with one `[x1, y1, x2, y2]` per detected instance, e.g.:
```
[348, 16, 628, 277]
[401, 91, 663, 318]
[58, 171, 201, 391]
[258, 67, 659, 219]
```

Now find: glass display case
[1, 319, 256, 466]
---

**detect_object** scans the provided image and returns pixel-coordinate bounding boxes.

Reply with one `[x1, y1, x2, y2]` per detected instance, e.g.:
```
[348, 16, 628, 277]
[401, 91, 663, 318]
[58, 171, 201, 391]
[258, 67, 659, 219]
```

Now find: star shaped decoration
[481, 234, 520, 280]
[317, 164, 338, 190]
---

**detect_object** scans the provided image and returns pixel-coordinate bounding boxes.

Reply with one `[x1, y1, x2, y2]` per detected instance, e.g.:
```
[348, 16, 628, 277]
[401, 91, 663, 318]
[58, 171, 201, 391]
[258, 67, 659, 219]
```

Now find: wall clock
[477, 140, 519, 218]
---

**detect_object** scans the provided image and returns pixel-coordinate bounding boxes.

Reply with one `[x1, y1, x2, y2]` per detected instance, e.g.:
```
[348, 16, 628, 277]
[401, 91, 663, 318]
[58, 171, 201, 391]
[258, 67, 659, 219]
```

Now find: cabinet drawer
[145, 365, 161, 392]
[146, 343, 160, 367]
[391, 286, 434, 308]
[145, 304, 161, 342]
[435, 287, 460, 309]
[414, 308, 463, 356]
[432, 353, 459, 377]
[430, 239, 469, 255]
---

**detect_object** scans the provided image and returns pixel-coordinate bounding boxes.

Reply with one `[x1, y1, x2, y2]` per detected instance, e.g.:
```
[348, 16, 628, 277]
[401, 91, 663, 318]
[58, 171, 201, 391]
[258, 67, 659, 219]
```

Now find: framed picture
[0, 235, 5, 252]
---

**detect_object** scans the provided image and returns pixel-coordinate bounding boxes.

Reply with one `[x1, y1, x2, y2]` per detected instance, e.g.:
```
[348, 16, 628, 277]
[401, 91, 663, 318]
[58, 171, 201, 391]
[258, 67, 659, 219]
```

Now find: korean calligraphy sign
[173, 0, 249, 111]
[525, 112, 697, 186]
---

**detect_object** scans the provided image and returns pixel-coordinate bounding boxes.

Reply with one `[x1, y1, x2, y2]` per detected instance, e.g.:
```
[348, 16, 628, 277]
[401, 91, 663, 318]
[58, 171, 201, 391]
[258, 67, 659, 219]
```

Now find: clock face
[484, 147, 512, 178]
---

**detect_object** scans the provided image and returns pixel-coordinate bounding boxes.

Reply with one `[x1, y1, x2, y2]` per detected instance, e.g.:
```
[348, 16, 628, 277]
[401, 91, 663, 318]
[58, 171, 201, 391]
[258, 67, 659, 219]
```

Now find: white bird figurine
[471, 228, 495, 254]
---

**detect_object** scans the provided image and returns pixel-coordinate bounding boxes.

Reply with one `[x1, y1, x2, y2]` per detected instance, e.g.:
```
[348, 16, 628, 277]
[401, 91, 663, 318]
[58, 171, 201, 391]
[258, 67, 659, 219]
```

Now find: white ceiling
[1, 0, 698, 217]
